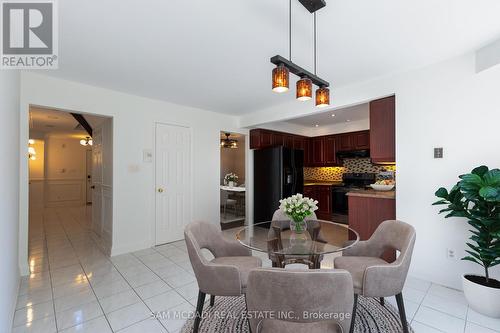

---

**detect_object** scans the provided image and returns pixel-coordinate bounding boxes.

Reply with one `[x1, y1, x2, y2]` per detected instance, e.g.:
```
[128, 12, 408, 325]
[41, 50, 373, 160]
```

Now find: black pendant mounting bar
[298, 0, 326, 13]
[271, 55, 330, 87]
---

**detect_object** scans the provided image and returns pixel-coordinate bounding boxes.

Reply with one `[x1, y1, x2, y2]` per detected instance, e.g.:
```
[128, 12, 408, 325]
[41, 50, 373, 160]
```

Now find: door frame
[219, 130, 249, 227]
[153, 121, 194, 246]
[20, 103, 114, 275]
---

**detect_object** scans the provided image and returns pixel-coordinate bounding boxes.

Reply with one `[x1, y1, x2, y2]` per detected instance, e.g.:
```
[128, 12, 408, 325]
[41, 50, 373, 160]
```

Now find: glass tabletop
[236, 220, 359, 256]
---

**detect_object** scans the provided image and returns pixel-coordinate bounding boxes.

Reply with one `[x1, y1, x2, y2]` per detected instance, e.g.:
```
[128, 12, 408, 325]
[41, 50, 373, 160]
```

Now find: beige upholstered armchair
[185, 221, 262, 333]
[334, 220, 416, 333]
[246, 268, 354, 333]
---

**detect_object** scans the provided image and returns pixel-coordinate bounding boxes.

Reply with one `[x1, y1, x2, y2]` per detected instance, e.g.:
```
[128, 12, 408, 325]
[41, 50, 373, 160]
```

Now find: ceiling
[29, 106, 107, 137]
[285, 103, 369, 127]
[42, 0, 500, 115]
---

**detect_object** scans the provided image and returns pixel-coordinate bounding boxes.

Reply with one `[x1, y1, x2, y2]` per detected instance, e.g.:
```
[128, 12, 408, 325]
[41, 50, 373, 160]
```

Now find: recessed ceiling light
[331, 114, 335, 117]
[315, 124, 319, 127]
[346, 119, 351, 122]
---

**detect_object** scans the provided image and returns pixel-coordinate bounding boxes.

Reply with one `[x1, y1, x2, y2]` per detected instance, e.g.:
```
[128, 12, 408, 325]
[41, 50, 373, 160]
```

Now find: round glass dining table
[236, 220, 359, 269]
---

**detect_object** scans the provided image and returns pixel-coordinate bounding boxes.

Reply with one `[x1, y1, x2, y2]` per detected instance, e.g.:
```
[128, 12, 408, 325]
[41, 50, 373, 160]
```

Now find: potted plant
[279, 194, 318, 233]
[433, 165, 500, 318]
[224, 173, 238, 187]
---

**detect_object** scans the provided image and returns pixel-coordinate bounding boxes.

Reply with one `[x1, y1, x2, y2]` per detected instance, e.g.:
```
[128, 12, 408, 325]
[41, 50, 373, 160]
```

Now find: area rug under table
[181, 295, 414, 333]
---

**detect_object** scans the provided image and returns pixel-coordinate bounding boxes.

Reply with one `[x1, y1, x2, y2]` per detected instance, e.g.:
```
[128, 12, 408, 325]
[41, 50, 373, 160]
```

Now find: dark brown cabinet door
[338, 134, 353, 151]
[303, 186, 315, 199]
[311, 137, 325, 165]
[293, 137, 305, 150]
[315, 186, 332, 220]
[324, 135, 338, 165]
[250, 129, 273, 149]
[272, 133, 284, 147]
[353, 131, 370, 150]
[284, 135, 294, 148]
[370, 96, 395, 163]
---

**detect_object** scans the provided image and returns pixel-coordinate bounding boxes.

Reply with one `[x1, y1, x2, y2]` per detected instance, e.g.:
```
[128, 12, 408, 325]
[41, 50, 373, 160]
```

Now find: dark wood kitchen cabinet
[370, 96, 395, 163]
[250, 129, 308, 151]
[337, 130, 370, 151]
[250, 129, 273, 149]
[310, 137, 325, 166]
[324, 135, 339, 165]
[348, 194, 396, 262]
[250, 128, 370, 167]
[303, 185, 332, 220]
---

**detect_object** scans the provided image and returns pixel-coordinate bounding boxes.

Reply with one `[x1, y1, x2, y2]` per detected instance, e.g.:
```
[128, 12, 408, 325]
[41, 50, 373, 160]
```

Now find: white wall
[241, 53, 500, 290]
[19, 72, 244, 273]
[44, 135, 88, 207]
[0, 71, 20, 332]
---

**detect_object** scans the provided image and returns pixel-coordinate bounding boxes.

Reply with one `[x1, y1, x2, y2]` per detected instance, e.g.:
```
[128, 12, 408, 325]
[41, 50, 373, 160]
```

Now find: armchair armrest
[196, 263, 242, 296]
[362, 262, 407, 297]
[214, 237, 252, 257]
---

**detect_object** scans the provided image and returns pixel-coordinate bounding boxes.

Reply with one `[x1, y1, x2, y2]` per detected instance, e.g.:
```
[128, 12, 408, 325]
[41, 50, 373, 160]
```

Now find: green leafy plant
[433, 166, 500, 284]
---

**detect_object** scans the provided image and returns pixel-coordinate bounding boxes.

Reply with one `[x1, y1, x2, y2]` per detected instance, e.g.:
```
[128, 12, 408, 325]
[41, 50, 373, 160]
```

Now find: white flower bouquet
[279, 193, 318, 233]
[224, 173, 238, 184]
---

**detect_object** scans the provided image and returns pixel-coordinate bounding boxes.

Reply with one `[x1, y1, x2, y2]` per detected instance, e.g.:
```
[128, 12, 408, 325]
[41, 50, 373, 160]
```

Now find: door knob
[157, 188, 164, 193]
[91, 185, 95, 189]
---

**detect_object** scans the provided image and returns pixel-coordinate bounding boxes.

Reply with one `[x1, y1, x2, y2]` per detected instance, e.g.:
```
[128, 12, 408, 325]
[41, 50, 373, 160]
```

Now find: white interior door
[155, 123, 192, 245]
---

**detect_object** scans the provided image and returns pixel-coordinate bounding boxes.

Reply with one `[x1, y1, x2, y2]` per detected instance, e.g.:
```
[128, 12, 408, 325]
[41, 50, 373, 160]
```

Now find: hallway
[14, 207, 200, 333]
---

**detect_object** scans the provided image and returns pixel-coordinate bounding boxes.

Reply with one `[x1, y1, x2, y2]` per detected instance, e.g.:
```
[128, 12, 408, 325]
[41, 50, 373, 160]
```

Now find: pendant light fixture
[312, 12, 329, 107]
[316, 86, 330, 107]
[296, 77, 312, 101]
[272, 64, 289, 93]
[270, 0, 330, 108]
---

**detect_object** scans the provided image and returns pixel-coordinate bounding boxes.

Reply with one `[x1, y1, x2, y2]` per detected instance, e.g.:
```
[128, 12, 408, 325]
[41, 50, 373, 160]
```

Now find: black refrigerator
[253, 146, 304, 224]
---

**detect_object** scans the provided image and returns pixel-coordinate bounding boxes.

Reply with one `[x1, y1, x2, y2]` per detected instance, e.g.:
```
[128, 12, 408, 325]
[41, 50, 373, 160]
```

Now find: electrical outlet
[447, 248, 456, 260]
[434, 147, 443, 158]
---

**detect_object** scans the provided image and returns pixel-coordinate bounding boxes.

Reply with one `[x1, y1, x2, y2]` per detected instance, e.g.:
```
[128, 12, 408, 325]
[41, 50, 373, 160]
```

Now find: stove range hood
[336, 149, 370, 159]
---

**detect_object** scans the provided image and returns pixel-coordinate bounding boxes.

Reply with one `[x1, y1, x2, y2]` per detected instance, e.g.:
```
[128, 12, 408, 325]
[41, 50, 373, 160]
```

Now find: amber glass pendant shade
[316, 86, 330, 107]
[272, 64, 289, 93]
[296, 77, 312, 101]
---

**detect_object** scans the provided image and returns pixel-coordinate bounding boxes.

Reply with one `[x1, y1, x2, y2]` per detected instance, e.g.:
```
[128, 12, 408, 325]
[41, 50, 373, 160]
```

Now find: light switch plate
[434, 147, 443, 158]
[143, 149, 153, 163]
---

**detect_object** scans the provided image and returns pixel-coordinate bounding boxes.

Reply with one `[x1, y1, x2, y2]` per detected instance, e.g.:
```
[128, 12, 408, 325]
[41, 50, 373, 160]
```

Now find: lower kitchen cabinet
[304, 185, 332, 220]
[347, 195, 396, 262]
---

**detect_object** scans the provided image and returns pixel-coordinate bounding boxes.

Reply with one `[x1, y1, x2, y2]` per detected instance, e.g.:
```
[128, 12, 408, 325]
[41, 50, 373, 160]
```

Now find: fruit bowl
[370, 184, 395, 191]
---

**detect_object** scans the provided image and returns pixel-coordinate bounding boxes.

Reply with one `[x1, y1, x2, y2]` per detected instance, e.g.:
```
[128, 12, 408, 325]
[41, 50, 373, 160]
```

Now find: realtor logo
[1, 0, 58, 69]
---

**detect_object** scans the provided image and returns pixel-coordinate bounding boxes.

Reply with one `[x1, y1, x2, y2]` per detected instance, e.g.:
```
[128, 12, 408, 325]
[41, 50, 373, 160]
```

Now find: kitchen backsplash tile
[304, 158, 396, 182]
[304, 167, 344, 181]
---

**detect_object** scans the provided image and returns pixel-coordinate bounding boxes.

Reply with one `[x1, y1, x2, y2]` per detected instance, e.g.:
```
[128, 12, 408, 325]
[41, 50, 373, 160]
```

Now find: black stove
[331, 173, 376, 220]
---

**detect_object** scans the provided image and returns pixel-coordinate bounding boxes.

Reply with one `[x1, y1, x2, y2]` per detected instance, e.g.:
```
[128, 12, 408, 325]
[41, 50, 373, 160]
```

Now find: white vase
[462, 274, 500, 318]
[228, 181, 235, 187]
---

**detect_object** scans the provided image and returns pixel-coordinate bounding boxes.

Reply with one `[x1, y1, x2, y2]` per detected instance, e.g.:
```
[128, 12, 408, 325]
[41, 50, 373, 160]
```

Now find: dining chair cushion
[334, 256, 388, 293]
[210, 256, 262, 291]
[258, 319, 343, 333]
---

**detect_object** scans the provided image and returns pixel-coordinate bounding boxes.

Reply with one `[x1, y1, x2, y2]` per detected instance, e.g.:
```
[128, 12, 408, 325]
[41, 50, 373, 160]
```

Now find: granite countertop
[346, 189, 396, 199]
[304, 181, 343, 186]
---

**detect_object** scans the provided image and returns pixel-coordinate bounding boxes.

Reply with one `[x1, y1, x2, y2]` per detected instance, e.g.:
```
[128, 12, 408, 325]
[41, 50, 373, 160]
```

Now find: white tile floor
[12, 206, 500, 333]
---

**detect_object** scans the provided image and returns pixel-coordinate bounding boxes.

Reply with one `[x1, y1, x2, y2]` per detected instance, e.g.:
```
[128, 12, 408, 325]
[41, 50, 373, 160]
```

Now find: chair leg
[194, 291, 206, 333]
[349, 294, 358, 333]
[395, 293, 409, 333]
[380, 297, 385, 306]
[210, 295, 215, 306]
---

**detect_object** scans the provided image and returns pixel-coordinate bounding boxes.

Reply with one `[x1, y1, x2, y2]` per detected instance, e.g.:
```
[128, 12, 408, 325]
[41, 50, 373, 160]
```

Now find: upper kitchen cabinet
[323, 135, 339, 165]
[310, 137, 325, 166]
[338, 130, 370, 152]
[250, 129, 273, 149]
[250, 129, 307, 150]
[370, 96, 396, 163]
